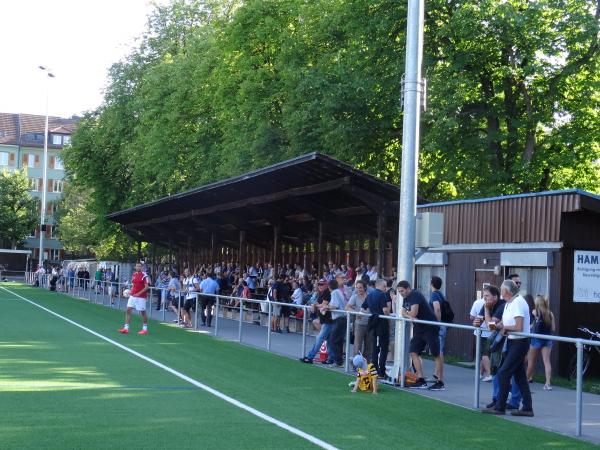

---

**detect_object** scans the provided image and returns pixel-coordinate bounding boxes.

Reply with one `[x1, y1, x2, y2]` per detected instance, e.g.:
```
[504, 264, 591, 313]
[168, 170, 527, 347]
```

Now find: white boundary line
[0, 286, 338, 450]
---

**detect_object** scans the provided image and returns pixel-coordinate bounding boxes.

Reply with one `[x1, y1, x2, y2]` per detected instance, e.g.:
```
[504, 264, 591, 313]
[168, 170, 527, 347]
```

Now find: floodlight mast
[38, 66, 55, 270]
[392, 0, 425, 387]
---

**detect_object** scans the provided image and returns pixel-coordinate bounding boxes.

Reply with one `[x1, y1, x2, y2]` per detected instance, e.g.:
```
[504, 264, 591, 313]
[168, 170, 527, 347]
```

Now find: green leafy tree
[60, 0, 599, 255]
[0, 170, 38, 248]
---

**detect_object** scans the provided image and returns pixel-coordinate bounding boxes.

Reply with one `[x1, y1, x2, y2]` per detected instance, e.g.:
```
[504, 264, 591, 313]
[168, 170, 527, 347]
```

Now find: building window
[49, 249, 61, 260]
[25, 132, 44, 142]
[29, 228, 37, 238]
[30, 178, 39, 191]
[54, 156, 64, 170]
[52, 134, 62, 145]
[63, 135, 71, 145]
[50, 225, 58, 239]
[27, 153, 35, 168]
[0, 152, 8, 166]
[52, 180, 63, 193]
[507, 267, 549, 299]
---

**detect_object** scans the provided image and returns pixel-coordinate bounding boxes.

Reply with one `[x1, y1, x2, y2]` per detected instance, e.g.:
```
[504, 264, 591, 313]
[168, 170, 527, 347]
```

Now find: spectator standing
[361, 279, 391, 378]
[300, 280, 333, 363]
[182, 268, 200, 328]
[346, 280, 370, 360]
[199, 272, 219, 327]
[398, 280, 445, 391]
[526, 295, 555, 390]
[470, 296, 491, 380]
[429, 276, 446, 381]
[323, 279, 347, 366]
[483, 280, 533, 417]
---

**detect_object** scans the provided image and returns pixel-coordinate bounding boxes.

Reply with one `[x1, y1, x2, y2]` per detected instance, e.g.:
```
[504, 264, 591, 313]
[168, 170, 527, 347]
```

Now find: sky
[0, 0, 169, 118]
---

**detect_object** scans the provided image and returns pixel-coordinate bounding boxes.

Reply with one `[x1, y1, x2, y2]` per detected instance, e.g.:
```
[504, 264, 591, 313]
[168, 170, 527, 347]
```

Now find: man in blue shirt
[199, 272, 220, 327]
[399, 280, 445, 391]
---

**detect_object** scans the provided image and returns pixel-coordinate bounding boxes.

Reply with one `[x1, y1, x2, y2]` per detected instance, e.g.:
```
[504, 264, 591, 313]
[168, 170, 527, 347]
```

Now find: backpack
[439, 293, 454, 323]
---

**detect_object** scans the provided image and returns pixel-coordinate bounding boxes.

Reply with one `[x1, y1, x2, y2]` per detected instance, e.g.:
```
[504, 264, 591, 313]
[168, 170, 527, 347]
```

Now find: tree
[0, 170, 38, 248]
[61, 0, 600, 258]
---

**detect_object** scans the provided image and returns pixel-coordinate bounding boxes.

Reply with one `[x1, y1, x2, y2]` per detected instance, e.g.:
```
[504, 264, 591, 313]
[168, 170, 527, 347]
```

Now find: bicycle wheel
[568, 350, 591, 381]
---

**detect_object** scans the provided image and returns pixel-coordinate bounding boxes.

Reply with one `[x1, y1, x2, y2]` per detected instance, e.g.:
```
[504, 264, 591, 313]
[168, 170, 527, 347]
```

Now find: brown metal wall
[421, 193, 581, 244]
[557, 211, 600, 376]
[444, 251, 503, 360]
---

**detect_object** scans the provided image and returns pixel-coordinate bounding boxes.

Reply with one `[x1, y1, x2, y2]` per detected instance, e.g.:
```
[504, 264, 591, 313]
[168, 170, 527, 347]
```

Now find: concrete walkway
[52, 286, 600, 445]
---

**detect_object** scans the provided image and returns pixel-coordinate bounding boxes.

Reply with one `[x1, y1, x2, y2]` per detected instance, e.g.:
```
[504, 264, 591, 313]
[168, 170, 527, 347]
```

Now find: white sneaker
[482, 375, 493, 382]
[543, 384, 552, 390]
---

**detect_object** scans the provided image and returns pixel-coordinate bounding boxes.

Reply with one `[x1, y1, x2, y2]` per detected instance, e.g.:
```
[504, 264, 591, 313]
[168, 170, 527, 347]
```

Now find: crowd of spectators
[33, 259, 556, 411]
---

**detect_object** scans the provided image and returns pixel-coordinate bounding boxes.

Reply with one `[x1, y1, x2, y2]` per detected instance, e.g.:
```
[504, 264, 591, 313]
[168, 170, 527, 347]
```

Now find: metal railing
[22, 272, 600, 438]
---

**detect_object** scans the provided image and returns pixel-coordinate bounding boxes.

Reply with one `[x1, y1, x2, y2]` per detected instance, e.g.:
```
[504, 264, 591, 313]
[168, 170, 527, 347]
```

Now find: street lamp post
[38, 66, 55, 270]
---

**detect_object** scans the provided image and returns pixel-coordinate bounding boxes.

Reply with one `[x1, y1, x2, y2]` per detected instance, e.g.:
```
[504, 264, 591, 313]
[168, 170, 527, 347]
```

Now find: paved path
[47, 286, 600, 445]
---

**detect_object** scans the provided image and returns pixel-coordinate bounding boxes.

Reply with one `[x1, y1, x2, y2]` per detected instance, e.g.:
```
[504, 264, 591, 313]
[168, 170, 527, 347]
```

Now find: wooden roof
[107, 152, 402, 249]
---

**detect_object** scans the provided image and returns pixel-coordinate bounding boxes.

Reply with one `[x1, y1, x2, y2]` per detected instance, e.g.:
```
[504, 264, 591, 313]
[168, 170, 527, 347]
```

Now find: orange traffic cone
[318, 341, 328, 362]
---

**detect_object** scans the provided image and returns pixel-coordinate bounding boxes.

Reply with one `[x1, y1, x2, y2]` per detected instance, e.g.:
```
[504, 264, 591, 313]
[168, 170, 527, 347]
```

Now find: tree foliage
[61, 0, 600, 255]
[0, 170, 38, 248]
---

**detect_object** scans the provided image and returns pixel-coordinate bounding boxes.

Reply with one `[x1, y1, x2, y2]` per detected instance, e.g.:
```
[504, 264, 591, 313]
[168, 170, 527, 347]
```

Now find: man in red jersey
[118, 263, 150, 335]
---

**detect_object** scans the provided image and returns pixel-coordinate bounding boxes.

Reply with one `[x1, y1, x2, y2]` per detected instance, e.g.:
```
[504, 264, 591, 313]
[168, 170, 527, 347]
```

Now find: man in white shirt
[482, 280, 533, 417]
[470, 297, 491, 381]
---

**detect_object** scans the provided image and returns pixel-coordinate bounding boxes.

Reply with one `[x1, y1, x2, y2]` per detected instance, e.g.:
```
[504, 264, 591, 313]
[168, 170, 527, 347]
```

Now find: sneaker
[482, 408, 504, 415]
[482, 375, 493, 382]
[510, 409, 534, 417]
[299, 357, 313, 364]
[322, 360, 334, 365]
[486, 401, 496, 409]
[172, 319, 180, 323]
[118, 328, 129, 334]
[348, 381, 356, 388]
[409, 378, 428, 389]
[543, 384, 552, 391]
[138, 329, 148, 335]
[428, 380, 445, 391]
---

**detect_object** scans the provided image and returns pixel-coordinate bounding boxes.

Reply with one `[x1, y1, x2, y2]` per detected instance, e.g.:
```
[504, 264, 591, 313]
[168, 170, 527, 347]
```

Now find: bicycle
[568, 327, 600, 381]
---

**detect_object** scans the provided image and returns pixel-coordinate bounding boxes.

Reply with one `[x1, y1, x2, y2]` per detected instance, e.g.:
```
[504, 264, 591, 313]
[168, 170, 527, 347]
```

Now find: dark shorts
[199, 295, 215, 307]
[410, 326, 440, 357]
[183, 298, 195, 312]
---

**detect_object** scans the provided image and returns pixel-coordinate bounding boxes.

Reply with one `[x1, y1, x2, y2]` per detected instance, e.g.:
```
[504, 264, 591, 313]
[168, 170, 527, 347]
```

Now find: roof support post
[273, 224, 281, 275]
[239, 230, 246, 272]
[210, 233, 216, 266]
[317, 221, 324, 275]
[137, 240, 142, 263]
[377, 214, 386, 277]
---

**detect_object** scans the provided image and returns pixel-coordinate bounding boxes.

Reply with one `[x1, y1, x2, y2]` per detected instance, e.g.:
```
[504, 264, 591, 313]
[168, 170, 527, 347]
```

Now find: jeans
[306, 323, 333, 360]
[439, 325, 447, 355]
[326, 317, 347, 364]
[495, 338, 532, 412]
[492, 374, 522, 407]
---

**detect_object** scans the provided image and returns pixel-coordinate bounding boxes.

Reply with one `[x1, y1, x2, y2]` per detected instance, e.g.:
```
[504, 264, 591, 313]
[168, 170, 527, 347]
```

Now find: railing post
[302, 305, 308, 356]
[177, 290, 182, 325]
[238, 299, 243, 342]
[148, 287, 153, 319]
[162, 291, 166, 321]
[576, 340, 583, 437]
[344, 311, 351, 373]
[267, 301, 272, 351]
[474, 328, 481, 409]
[194, 296, 199, 331]
[214, 296, 220, 336]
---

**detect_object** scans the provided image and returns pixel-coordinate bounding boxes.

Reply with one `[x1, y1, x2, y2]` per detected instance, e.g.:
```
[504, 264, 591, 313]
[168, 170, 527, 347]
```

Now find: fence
[22, 272, 600, 438]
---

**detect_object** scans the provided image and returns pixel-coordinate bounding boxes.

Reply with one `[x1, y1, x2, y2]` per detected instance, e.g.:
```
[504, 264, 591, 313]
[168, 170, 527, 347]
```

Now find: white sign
[573, 250, 600, 303]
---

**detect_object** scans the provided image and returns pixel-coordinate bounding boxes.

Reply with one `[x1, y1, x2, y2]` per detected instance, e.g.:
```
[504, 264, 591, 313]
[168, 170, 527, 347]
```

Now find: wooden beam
[126, 177, 351, 228]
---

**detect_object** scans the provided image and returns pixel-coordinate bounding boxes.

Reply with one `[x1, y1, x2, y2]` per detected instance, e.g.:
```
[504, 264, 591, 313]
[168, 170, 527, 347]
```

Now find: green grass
[0, 283, 596, 449]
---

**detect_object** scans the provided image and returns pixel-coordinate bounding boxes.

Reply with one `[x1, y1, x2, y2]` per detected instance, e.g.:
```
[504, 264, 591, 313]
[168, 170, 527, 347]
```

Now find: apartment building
[0, 112, 78, 263]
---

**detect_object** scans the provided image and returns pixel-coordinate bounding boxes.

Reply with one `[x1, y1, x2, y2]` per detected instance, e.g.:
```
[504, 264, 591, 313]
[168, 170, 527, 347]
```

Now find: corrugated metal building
[416, 189, 600, 374]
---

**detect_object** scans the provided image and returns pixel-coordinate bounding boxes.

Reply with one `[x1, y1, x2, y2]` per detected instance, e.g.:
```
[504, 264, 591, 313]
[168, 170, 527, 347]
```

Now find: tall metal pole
[38, 66, 54, 269]
[392, 0, 425, 385]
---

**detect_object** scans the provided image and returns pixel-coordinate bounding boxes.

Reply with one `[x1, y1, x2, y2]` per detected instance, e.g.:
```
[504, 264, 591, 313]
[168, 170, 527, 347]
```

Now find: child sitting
[350, 354, 378, 394]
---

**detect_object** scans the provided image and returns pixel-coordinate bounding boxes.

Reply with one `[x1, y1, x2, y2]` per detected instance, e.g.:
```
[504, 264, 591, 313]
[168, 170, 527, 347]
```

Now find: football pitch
[0, 283, 595, 449]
